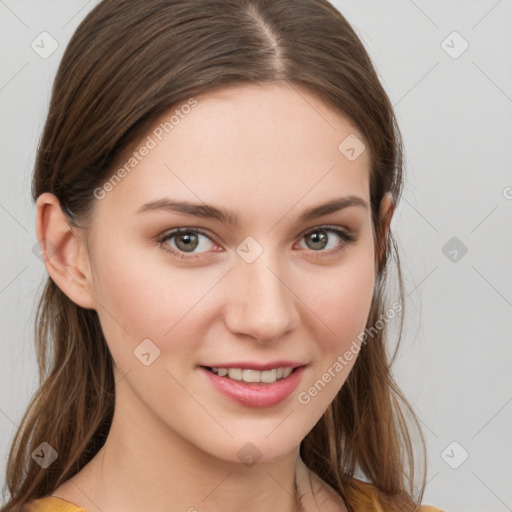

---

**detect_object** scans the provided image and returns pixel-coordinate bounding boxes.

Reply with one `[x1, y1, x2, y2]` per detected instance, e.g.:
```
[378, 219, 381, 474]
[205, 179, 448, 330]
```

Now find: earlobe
[35, 192, 96, 310]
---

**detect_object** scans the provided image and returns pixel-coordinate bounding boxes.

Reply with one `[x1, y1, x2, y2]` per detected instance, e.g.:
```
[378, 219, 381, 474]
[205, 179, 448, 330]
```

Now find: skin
[37, 82, 393, 512]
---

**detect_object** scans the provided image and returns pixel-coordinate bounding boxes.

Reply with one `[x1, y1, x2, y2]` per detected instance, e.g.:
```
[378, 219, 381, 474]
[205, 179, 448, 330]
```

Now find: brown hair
[2, 1, 425, 510]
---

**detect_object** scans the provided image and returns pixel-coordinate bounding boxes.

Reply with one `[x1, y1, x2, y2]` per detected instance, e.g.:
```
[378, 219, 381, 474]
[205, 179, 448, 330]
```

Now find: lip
[201, 360, 305, 371]
[200, 364, 307, 408]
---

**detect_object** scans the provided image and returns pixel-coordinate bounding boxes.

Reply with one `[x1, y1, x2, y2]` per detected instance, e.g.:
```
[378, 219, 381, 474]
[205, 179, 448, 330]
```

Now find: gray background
[1, 1, 511, 510]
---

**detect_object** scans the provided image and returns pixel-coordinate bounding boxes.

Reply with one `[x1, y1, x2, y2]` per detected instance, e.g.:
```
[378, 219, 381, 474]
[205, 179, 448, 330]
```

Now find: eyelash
[156, 225, 356, 261]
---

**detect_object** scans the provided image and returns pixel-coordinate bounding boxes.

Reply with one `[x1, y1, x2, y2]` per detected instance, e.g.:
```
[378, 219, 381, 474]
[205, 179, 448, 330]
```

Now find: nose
[223, 252, 300, 343]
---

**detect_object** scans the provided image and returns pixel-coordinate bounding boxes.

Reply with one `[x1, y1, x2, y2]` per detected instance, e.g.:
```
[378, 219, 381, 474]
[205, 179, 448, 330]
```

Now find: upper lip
[200, 361, 306, 371]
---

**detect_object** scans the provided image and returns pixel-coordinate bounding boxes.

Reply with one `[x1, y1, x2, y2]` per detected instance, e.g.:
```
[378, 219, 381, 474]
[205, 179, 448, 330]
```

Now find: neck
[59, 385, 319, 512]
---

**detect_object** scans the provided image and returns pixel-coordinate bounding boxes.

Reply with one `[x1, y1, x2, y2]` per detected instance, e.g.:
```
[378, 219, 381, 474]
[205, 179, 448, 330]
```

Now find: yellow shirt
[23, 486, 444, 512]
[23, 497, 87, 511]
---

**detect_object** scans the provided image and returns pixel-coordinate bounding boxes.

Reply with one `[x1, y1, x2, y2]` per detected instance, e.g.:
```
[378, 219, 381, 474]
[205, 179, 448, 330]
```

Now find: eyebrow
[136, 195, 368, 225]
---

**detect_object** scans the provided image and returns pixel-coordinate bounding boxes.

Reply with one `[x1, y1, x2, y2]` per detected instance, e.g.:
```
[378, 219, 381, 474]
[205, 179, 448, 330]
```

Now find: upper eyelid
[299, 224, 353, 237]
[158, 224, 354, 247]
[159, 227, 216, 244]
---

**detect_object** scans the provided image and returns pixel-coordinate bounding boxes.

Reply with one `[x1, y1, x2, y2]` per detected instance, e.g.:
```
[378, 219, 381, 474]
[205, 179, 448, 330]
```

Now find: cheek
[90, 234, 199, 328]
[293, 241, 376, 402]
[301, 249, 376, 347]
[295, 273, 375, 415]
[89, 238, 227, 373]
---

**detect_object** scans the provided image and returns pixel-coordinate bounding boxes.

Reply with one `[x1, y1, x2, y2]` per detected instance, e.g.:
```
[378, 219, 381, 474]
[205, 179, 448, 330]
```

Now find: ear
[379, 192, 394, 234]
[35, 192, 96, 310]
[375, 192, 395, 274]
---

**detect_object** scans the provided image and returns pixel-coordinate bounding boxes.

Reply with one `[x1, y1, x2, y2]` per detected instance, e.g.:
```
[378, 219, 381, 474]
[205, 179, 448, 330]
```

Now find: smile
[200, 363, 307, 408]
[208, 366, 294, 383]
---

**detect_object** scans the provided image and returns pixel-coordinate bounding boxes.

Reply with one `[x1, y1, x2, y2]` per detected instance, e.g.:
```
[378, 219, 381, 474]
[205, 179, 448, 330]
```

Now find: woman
[2, 1, 444, 511]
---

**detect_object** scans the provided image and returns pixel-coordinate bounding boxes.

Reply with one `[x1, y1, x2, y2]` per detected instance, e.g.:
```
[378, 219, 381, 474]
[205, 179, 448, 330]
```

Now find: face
[82, 83, 377, 463]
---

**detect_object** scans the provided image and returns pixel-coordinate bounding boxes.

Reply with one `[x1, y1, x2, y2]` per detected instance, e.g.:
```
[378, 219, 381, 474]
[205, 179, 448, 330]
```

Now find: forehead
[94, 82, 371, 224]
[165, 82, 368, 170]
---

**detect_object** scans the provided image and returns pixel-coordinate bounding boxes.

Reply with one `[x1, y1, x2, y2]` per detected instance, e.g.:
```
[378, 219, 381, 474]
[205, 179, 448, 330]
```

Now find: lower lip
[200, 366, 306, 408]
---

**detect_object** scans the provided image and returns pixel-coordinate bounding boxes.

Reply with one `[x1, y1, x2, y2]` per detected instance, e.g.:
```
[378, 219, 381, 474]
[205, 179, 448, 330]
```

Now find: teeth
[227, 368, 242, 381]
[210, 366, 295, 383]
[242, 369, 260, 383]
[261, 369, 276, 383]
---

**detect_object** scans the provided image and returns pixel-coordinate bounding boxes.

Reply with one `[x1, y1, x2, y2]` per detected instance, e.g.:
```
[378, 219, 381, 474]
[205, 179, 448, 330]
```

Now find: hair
[2, 1, 426, 510]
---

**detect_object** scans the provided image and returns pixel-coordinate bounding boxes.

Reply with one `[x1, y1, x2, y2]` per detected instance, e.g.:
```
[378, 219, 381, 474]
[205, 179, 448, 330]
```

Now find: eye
[157, 228, 219, 259]
[157, 225, 356, 261]
[296, 225, 356, 255]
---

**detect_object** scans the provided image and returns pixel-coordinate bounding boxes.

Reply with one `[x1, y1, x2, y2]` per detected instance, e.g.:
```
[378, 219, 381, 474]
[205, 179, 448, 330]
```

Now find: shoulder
[23, 496, 88, 512]
[345, 477, 445, 512]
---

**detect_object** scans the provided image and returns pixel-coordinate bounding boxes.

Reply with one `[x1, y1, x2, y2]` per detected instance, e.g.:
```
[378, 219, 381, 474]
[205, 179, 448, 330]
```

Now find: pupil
[177, 233, 198, 252]
[308, 231, 327, 250]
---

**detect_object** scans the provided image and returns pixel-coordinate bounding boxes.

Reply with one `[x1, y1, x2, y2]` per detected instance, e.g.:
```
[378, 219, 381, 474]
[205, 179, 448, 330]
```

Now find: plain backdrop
[1, 1, 511, 511]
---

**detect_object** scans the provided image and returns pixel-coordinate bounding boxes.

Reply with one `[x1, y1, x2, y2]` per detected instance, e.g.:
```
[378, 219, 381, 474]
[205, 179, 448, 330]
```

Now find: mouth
[199, 363, 307, 408]
[202, 366, 299, 384]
